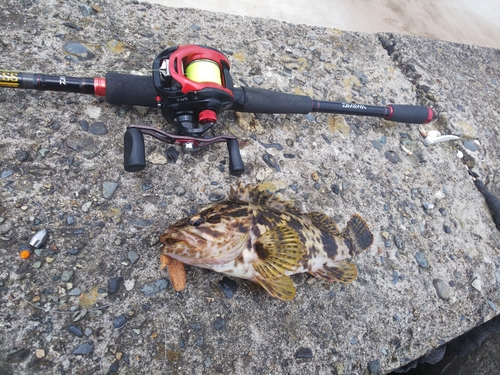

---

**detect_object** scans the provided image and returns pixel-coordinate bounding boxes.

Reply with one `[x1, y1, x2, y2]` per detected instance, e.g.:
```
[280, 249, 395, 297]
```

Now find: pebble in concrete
[72, 341, 94, 355]
[433, 279, 451, 301]
[102, 182, 119, 199]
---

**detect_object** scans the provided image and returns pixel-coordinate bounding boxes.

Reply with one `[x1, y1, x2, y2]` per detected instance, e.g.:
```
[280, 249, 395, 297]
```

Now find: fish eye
[188, 217, 205, 226]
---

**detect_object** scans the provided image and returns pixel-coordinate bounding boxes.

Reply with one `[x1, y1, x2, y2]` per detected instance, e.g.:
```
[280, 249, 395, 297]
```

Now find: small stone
[68, 287, 82, 296]
[495, 270, 500, 283]
[368, 359, 380, 374]
[109, 361, 119, 373]
[108, 277, 124, 294]
[165, 146, 180, 164]
[213, 316, 225, 331]
[295, 347, 313, 359]
[175, 186, 186, 196]
[39, 148, 49, 158]
[208, 193, 225, 202]
[140, 279, 169, 296]
[147, 153, 167, 165]
[63, 41, 95, 61]
[127, 250, 139, 264]
[89, 122, 107, 135]
[102, 181, 119, 199]
[82, 201, 92, 212]
[1, 170, 14, 178]
[67, 249, 80, 255]
[78, 120, 89, 131]
[35, 349, 45, 359]
[262, 153, 281, 172]
[384, 150, 400, 164]
[422, 202, 435, 210]
[113, 314, 127, 328]
[371, 140, 383, 150]
[443, 225, 452, 234]
[68, 325, 83, 337]
[73, 308, 87, 322]
[487, 300, 498, 312]
[414, 252, 428, 268]
[72, 342, 94, 355]
[433, 279, 450, 301]
[393, 235, 403, 249]
[462, 140, 478, 151]
[66, 216, 76, 225]
[124, 279, 135, 291]
[84, 328, 93, 337]
[218, 277, 238, 299]
[471, 278, 482, 292]
[61, 270, 74, 282]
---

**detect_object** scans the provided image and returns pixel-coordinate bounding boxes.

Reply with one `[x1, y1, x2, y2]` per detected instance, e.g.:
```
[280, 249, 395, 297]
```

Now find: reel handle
[123, 127, 146, 172]
[226, 139, 244, 176]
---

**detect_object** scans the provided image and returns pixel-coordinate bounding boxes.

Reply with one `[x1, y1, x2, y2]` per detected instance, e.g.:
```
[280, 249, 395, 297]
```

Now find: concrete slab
[148, 0, 500, 49]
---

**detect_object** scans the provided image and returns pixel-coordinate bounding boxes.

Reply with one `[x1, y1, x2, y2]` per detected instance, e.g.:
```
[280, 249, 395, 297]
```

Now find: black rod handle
[385, 104, 433, 124]
[105, 72, 157, 107]
[232, 87, 313, 114]
[124, 128, 146, 172]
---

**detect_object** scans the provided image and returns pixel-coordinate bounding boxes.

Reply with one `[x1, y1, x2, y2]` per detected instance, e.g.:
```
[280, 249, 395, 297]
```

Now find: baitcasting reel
[124, 44, 244, 175]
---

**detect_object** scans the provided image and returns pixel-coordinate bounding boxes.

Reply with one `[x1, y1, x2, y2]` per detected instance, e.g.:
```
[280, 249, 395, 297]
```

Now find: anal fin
[344, 214, 373, 256]
[312, 261, 357, 283]
[255, 274, 296, 301]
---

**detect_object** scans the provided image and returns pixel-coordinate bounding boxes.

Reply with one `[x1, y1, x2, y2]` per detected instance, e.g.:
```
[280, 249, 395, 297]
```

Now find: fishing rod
[0, 44, 433, 176]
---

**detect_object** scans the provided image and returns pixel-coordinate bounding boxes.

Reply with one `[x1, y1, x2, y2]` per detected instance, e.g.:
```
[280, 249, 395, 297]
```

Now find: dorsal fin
[229, 183, 300, 213]
[307, 212, 341, 236]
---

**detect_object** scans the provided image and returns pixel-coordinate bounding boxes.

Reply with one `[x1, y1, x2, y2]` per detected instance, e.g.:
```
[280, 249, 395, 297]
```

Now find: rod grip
[232, 87, 313, 114]
[105, 72, 157, 107]
[123, 128, 146, 172]
[386, 104, 433, 124]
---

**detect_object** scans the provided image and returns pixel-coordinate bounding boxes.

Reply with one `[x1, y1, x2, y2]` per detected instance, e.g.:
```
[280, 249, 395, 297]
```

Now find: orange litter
[20, 249, 31, 259]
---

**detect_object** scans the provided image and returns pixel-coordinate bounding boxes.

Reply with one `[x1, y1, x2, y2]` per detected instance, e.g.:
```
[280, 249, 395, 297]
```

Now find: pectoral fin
[255, 274, 296, 301]
[252, 226, 304, 278]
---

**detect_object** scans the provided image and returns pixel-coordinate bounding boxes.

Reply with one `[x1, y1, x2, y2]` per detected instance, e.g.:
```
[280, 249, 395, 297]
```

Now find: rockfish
[159, 184, 373, 300]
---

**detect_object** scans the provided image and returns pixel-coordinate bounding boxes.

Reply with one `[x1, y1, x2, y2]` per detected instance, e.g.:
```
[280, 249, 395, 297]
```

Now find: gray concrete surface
[148, 0, 500, 49]
[1, 0, 500, 374]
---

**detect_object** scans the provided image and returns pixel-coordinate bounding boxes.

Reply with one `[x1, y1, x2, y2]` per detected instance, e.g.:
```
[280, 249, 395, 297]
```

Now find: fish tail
[345, 214, 373, 256]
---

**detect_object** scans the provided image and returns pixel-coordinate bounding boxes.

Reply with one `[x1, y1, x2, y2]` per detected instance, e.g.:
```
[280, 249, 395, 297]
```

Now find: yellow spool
[185, 59, 222, 86]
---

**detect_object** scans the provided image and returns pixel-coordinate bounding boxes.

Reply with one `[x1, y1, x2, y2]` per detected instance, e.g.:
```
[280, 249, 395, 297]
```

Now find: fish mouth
[165, 229, 208, 246]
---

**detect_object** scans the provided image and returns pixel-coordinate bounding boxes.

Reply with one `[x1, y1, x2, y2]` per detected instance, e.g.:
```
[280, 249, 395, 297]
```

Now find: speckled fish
[159, 184, 373, 300]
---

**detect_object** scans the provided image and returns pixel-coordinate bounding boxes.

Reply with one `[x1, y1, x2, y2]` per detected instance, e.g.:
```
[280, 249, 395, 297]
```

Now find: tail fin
[345, 214, 373, 256]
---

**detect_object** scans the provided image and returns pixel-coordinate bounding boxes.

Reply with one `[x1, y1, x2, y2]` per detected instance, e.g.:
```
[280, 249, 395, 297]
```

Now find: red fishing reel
[124, 45, 244, 175]
[152, 44, 235, 135]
